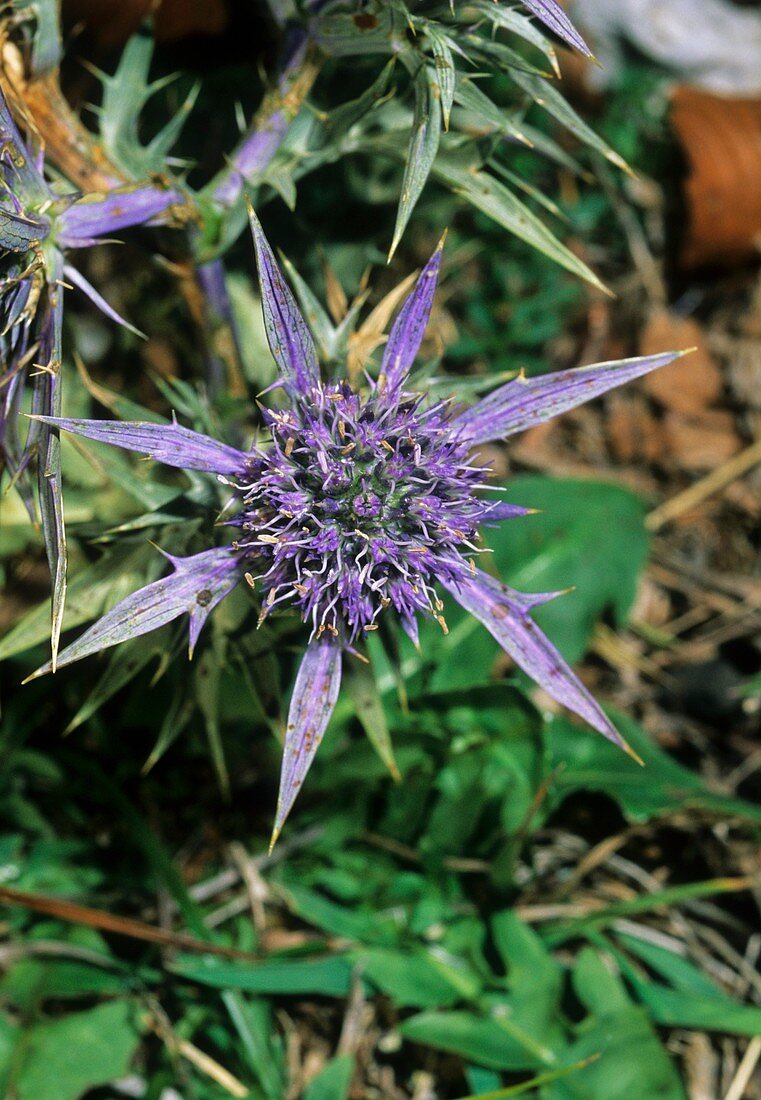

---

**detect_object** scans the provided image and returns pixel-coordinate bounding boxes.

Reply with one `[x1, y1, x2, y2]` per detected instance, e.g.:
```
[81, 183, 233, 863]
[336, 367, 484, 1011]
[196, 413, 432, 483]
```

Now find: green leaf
[613, 933, 724, 997]
[172, 955, 354, 997]
[632, 983, 761, 1037]
[546, 949, 686, 1100]
[280, 254, 337, 363]
[544, 874, 755, 947]
[456, 1057, 603, 1099]
[276, 880, 398, 944]
[303, 1054, 355, 1100]
[357, 947, 479, 1007]
[11, 999, 142, 1100]
[315, 4, 398, 58]
[453, 79, 533, 144]
[325, 58, 396, 138]
[427, 29, 457, 130]
[390, 64, 442, 258]
[550, 710, 761, 824]
[221, 993, 286, 1100]
[509, 64, 630, 173]
[608, 934, 761, 1037]
[472, 3, 560, 74]
[398, 1011, 544, 1072]
[65, 632, 168, 733]
[489, 476, 650, 662]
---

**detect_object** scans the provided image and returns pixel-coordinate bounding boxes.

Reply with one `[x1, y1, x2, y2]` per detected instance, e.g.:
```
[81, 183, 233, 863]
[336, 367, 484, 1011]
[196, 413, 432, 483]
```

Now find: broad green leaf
[607, 935, 761, 1037]
[547, 949, 685, 1100]
[613, 933, 725, 997]
[173, 955, 354, 997]
[303, 1054, 355, 1100]
[357, 948, 479, 1007]
[550, 711, 761, 824]
[275, 880, 397, 944]
[632, 983, 761, 1037]
[545, 1005, 684, 1100]
[489, 476, 650, 662]
[1, 958, 129, 1006]
[398, 1011, 544, 1072]
[12, 999, 142, 1100]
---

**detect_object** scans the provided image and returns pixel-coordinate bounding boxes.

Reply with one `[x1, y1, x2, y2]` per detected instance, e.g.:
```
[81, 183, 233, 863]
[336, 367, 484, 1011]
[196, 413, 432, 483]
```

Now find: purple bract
[32, 209, 687, 845]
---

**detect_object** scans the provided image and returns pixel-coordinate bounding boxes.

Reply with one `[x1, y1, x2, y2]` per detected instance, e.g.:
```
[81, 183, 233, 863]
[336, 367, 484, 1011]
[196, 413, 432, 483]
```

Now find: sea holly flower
[31, 211, 686, 845]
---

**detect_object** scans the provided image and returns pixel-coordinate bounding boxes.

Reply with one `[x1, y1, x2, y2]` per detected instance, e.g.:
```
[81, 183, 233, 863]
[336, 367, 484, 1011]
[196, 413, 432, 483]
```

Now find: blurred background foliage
[1, 0, 760, 1098]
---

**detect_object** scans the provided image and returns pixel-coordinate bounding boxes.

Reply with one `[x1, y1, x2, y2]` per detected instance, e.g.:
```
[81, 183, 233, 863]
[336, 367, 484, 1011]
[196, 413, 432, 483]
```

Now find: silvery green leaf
[490, 161, 566, 220]
[512, 120, 586, 175]
[472, 2, 560, 75]
[510, 65, 630, 173]
[390, 65, 442, 259]
[434, 154, 607, 291]
[9, 0, 62, 75]
[427, 29, 457, 131]
[33, 253, 67, 666]
[461, 33, 550, 77]
[325, 59, 396, 138]
[453, 78, 533, 144]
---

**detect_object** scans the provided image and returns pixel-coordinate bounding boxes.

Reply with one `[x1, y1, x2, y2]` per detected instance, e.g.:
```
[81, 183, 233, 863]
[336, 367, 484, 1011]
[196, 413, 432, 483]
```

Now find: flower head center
[234, 383, 489, 641]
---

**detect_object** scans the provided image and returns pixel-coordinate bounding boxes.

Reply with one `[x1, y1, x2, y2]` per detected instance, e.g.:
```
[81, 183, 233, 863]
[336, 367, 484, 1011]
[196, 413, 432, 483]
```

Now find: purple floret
[233, 382, 488, 646]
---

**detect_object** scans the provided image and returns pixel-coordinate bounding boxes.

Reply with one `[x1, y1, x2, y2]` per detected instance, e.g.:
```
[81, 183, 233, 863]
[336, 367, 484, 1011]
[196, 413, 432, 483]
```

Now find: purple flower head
[32, 210, 689, 844]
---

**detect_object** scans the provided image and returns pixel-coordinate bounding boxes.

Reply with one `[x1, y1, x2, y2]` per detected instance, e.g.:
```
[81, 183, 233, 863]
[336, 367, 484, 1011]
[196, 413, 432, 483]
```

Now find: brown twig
[647, 436, 761, 531]
[0, 884, 260, 963]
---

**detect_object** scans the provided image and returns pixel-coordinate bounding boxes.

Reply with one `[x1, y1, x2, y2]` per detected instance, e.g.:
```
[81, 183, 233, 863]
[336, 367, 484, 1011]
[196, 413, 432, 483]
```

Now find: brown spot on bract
[353, 12, 378, 29]
[196, 589, 213, 607]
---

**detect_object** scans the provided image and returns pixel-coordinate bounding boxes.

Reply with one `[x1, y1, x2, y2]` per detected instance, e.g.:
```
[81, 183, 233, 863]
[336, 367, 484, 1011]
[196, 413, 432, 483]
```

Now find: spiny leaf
[473, 2, 560, 76]
[427, 28, 457, 130]
[434, 155, 608, 291]
[95, 33, 198, 178]
[390, 64, 442, 259]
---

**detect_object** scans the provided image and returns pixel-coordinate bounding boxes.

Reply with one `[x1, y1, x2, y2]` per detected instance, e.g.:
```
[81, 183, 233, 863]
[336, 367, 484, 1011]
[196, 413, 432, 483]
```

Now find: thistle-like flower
[32, 210, 685, 844]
